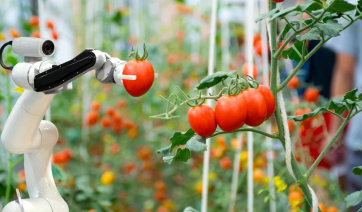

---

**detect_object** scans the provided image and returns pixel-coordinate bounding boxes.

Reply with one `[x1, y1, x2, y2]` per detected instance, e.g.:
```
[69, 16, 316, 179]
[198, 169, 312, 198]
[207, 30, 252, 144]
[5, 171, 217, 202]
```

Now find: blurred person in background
[326, 4, 362, 211]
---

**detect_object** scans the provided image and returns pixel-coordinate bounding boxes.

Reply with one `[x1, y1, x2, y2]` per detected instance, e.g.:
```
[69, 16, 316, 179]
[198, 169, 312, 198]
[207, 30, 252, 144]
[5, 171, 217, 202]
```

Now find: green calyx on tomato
[128, 43, 149, 60]
[227, 76, 249, 96]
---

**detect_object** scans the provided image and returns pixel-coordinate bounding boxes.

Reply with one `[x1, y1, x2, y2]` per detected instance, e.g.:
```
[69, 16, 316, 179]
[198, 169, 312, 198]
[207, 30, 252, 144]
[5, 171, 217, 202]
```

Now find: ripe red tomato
[288, 120, 294, 133]
[272, 0, 284, 2]
[253, 34, 261, 47]
[256, 85, 275, 118]
[215, 95, 247, 132]
[47, 20, 54, 29]
[101, 117, 112, 128]
[242, 63, 258, 79]
[31, 31, 41, 38]
[87, 112, 99, 126]
[240, 89, 267, 127]
[91, 101, 101, 111]
[255, 40, 263, 56]
[113, 123, 122, 134]
[113, 114, 122, 124]
[51, 30, 58, 40]
[123, 59, 154, 97]
[188, 104, 217, 137]
[155, 180, 166, 191]
[295, 108, 312, 127]
[154, 191, 166, 202]
[254, 40, 270, 57]
[304, 88, 320, 103]
[219, 157, 232, 170]
[29, 16, 39, 27]
[117, 100, 127, 108]
[106, 107, 116, 117]
[9, 28, 19, 38]
[287, 76, 299, 89]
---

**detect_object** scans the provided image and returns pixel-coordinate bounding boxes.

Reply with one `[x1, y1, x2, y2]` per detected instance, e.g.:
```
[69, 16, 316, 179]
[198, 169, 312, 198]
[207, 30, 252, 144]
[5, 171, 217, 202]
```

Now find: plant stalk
[269, 1, 320, 211]
[305, 112, 350, 179]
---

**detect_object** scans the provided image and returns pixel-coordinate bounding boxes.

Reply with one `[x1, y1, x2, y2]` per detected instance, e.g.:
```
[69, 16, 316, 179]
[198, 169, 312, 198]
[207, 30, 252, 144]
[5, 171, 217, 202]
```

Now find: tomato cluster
[86, 100, 139, 138]
[188, 85, 275, 137]
[52, 148, 72, 164]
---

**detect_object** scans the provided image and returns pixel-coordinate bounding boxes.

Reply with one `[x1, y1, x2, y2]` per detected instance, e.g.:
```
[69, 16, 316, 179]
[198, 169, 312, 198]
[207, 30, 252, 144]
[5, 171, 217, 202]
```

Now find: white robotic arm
[0, 38, 143, 212]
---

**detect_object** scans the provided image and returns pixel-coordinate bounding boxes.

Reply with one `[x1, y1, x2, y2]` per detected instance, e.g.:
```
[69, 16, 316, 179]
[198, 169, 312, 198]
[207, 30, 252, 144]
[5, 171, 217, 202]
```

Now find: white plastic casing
[12, 37, 55, 57]
[1, 90, 69, 212]
[12, 62, 33, 90]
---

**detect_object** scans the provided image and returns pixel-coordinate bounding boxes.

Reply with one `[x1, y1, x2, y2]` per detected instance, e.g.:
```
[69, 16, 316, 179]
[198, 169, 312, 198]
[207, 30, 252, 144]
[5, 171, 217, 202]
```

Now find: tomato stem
[128, 43, 149, 60]
[210, 128, 278, 139]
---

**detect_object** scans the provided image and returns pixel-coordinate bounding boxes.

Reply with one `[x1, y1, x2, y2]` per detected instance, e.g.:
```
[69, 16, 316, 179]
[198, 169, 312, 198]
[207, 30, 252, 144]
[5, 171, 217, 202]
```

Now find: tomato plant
[151, 0, 362, 211]
[304, 88, 320, 103]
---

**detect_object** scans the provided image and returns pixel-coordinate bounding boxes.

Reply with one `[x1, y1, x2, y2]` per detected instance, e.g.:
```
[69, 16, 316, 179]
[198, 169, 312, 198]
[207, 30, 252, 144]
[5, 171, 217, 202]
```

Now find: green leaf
[300, 0, 324, 12]
[173, 148, 191, 162]
[170, 128, 195, 152]
[156, 145, 172, 154]
[112, 11, 123, 23]
[185, 135, 207, 152]
[279, 23, 294, 41]
[255, 6, 281, 22]
[353, 166, 362, 175]
[326, 0, 356, 13]
[357, 0, 362, 18]
[163, 148, 191, 164]
[196, 71, 236, 90]
[316, 20, 343, 37]
[344, 88, 358, 102]
[270, 5, 300, 21]
[328, 100, 347, 114]
[282, 40, 307, 63]
[52, 164, 63, 180]
[346, 190, 362, 207]
[288, 107, 328, 121]
[358, 207, 362, 212]
[296, 27, 321, 41]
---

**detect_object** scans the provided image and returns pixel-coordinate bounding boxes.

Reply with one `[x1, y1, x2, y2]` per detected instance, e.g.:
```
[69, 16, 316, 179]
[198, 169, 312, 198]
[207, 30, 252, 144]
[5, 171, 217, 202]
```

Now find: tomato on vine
[123, 44, 155, 97]
[256, 85, 275, 118]
[101, 117, 112, 128]
[240, 88, 267, 127]
[253, 34, 261, 47]
[304, 88, 320, 103]
[272, 0, 285, 2]
[29, 16, 39, 27]
[215, 95, 247, 132]
[188, 104, 217, 137]
[288, 120, 294, 133]
[287, 76, 299, 89]
[219, 157, 232, 170]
